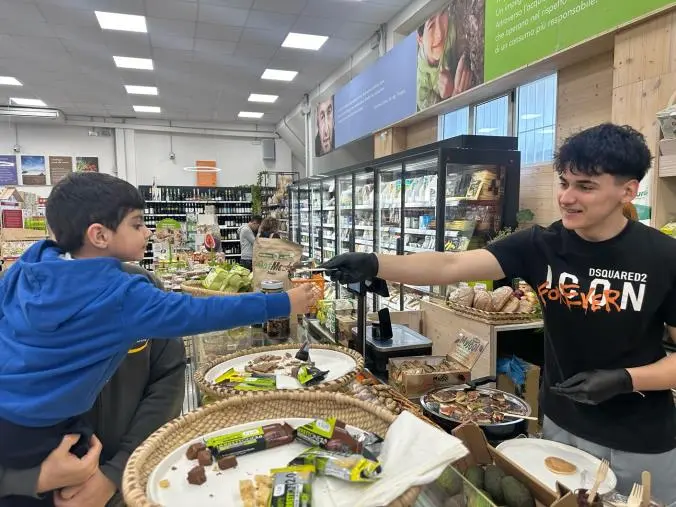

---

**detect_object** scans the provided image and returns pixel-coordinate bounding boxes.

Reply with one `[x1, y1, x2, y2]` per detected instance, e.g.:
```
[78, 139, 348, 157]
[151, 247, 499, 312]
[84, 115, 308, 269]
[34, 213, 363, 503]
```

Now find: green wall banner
[484, 0, 673, 81]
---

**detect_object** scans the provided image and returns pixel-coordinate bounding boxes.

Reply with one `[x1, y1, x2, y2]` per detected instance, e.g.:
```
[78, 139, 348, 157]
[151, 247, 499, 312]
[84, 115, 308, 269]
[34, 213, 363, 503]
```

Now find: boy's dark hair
[251, 215, 263, 224]
[554, 123, 652, 182]
[46, 172, 145, 252]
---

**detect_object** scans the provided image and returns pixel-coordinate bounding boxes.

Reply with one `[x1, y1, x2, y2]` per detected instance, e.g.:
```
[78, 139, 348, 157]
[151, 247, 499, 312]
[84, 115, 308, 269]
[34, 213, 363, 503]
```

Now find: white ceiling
[0, 0, 409, 124]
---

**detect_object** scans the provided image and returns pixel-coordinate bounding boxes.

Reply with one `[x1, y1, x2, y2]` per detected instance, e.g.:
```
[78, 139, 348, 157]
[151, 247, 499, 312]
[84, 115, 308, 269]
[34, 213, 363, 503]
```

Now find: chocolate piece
[187, 465, 206, 485]
[206, 422, 295, 458]
[218, 455, 238, 470]
[186, 442, 206, 460]
[197, 449, 213, 466]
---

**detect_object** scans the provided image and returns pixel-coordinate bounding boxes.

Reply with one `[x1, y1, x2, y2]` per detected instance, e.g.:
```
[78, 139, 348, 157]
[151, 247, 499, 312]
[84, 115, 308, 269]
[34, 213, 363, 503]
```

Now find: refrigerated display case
[288, 185, 299, 244]
[320, 177, 336, 263]
[310, 181, 323, 263]
[295, 135, 520, 313]
[298, 183, 311, 259]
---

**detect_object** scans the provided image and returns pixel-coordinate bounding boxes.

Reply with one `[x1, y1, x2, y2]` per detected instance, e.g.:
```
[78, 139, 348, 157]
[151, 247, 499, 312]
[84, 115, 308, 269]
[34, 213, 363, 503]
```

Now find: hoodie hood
[2, 240, 122, 333]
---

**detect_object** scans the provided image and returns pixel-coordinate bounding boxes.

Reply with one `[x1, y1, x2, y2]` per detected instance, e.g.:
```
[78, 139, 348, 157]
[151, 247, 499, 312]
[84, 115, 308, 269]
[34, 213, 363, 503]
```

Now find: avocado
[484, 464, 506, 504]
[464, 465, 485, 489]
[437, 467, 464, 496]
[501, 476, 535, 507]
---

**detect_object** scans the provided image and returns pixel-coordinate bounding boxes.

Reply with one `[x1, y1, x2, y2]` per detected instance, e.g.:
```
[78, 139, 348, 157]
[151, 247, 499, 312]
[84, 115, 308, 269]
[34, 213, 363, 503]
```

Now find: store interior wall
[132, 132, 292, 187]
[0, 123, 116, 198]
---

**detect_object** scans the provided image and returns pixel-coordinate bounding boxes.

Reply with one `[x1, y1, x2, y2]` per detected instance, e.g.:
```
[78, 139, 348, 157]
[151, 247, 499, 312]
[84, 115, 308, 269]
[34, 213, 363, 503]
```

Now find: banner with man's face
[314, 96, 335, 157]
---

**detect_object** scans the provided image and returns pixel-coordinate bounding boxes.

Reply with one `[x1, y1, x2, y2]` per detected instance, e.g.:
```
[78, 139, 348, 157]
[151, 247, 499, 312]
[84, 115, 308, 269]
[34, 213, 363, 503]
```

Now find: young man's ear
[620, 179, 640, 204]
[86, 223, 112, 250]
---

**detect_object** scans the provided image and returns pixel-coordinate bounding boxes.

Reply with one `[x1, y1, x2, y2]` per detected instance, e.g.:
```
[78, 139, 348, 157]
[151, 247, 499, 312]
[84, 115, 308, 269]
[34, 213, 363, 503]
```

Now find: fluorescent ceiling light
[477, 128, 498, 134]
[261, 69, 297, 81]
[521, 113, 542, 120]
[10, 97, 46, 107]
[248, 93, 278, 103]
[238, 111, 264, 119]
[0, 106, 59, 119]
[133, 105, 161, 113]
[125, 85, 158, 95]
[114, 56, 154, 70]
[539, 128, 555, 134]
[95, 11, 147, 33]
[282, 32, 328, 51]
[0, 77, 22, 86]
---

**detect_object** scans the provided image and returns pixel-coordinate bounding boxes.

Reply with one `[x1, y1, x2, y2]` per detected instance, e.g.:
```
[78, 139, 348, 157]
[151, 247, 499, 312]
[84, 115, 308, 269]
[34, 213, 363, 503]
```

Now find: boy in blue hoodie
[0, 172, 315, 505]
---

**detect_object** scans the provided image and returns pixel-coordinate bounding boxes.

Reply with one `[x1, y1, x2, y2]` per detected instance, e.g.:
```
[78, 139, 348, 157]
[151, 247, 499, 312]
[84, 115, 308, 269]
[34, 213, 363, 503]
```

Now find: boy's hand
[37, 434, 102, 493]
[438, 69, 454, 99]
[55, 468, 116, 507]
[287, 284, 317, 315]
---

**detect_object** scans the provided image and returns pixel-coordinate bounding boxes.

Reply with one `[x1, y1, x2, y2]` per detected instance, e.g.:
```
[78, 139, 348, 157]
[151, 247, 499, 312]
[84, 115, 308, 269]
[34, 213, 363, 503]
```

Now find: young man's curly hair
[555, 123, 652, 181]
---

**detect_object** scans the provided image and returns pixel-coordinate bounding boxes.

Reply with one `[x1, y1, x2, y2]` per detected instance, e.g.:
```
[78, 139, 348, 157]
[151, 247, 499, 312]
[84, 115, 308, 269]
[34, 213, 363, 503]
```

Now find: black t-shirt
[486, 220, 676, 453]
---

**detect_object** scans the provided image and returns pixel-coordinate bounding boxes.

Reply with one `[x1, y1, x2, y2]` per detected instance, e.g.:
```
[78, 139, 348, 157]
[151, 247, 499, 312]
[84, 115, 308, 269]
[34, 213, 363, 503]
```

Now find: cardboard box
[388, 329, 487, 398]
[497, 360, 541, 434]
[452, 423, 576, 507]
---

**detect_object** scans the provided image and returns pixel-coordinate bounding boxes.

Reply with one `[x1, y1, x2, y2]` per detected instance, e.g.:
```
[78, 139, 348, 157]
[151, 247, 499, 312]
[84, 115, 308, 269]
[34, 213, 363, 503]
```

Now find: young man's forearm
[627, 354, 676, 391]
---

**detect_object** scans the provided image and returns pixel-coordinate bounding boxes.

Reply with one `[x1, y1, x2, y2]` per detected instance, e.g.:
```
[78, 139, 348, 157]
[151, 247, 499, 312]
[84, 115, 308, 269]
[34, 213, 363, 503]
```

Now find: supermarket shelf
[147, 200, 251, 204]
[322, 223, 335, 228]
[146, 213, 187, 217]
[354, 204, 373, 210]
[224, 254, 241, 258]
[355, 239, 373, 246]
[354, 224, 372, 230]
[221, 239, 239, 243]
[301, 242, 310, 247]
[379, 202, 435, 208]
[221, 226, 240, 230]
[216, 213, 251, 216]
[405, 246, 434, 253]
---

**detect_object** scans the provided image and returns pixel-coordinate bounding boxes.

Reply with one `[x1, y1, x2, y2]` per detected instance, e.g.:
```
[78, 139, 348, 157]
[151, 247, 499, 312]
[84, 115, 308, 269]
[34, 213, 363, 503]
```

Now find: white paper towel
[314, 410, 469, 507]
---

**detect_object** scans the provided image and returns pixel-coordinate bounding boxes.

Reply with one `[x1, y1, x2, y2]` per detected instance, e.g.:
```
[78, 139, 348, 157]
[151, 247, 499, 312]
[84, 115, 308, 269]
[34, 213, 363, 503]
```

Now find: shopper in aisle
[0, 263, 185, 507]
[322, 123, 676, 503]
[258, 216, 282, 239]
[0, 173, 316, 507]
[239, 215, 262, 270]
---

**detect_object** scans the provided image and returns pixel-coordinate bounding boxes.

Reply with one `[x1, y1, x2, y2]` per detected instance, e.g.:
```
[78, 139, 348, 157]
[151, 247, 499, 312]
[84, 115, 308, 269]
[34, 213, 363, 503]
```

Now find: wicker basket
[446, 300, 540, 324]
[180, 279, 241, 297]
[194, 343, 365, 399]
[122, 391, 422, 507]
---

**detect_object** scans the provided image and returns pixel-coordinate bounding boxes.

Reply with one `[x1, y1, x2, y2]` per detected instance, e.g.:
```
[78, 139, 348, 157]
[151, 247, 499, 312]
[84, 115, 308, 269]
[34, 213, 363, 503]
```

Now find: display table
[182, 322, 475, 506]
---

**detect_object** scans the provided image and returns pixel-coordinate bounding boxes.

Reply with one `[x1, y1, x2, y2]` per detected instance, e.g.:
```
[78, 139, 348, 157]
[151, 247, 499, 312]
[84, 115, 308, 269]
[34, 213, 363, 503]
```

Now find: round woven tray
[194, 343, 365, 399]
[446, 300, 539, 324]
[122, 391, 422, 507]
[180, 279, 241, 297]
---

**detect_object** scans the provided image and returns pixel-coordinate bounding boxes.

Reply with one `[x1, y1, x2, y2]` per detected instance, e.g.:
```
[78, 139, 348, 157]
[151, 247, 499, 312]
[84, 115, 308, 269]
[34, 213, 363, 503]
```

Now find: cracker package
[252, 237, 302, 292]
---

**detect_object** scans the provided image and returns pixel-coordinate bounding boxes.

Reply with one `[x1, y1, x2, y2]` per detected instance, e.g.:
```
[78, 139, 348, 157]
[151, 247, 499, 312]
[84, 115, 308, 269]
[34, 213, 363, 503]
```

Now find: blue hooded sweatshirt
[0, 240, 290, 427]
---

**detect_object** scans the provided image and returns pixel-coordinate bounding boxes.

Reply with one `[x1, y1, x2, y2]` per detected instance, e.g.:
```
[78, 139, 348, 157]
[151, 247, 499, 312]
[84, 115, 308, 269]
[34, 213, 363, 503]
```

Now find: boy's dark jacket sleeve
[0, 263, 186, 500]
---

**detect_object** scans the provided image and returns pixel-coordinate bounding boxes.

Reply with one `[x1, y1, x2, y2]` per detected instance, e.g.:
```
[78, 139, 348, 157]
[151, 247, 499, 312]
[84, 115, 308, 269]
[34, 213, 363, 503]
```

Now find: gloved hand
[320, 253, 379, 284]
[550, 369, 634, 405]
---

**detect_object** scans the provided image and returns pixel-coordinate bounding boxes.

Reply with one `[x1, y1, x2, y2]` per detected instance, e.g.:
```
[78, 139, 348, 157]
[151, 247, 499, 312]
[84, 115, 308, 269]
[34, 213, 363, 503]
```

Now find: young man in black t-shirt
[322, 124, 676, 504]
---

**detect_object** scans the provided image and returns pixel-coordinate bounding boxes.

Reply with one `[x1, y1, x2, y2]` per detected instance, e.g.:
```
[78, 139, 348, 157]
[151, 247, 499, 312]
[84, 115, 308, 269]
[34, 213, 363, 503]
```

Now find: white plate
[204, 348, 358, 389]
[496, 438, 617, 495]
[146, 418, 365, 506]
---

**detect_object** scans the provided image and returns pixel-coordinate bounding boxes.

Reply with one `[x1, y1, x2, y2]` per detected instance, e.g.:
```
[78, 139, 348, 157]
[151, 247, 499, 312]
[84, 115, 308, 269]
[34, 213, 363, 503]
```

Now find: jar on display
[261, 280, 290, 340]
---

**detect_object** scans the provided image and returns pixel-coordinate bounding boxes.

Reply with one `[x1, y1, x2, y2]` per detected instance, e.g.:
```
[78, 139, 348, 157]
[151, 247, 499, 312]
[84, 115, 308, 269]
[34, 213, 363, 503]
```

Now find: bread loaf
[518, 299, 534, 313]
[491, 286, 513, 311]
[473, 290, 495, 312]
[502, 296, 521, 313]
[448, 286, 475, 307]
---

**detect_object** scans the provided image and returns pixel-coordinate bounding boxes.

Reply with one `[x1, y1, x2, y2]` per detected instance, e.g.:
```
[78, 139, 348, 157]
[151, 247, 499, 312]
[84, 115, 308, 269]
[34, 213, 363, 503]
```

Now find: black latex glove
[550, 369, 634, 405]
[320, 252, 379, 285]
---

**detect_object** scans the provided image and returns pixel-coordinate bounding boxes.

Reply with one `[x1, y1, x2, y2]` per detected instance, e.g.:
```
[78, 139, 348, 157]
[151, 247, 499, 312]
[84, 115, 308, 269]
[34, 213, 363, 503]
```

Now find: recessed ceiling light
[95, 11, 147, 33]
[125, 85, 158, 95]
[10, 98, 46, 107]
[261, 69, 297, 82]
[248, 93, 278, 103]
[133, 105, 161, 113]
[238, 111, 264, 119]
[282, 32, 328, 51]
[0, 77, 22, 86]
[114, 56, 154, 70]
[521, 113, 542, 120]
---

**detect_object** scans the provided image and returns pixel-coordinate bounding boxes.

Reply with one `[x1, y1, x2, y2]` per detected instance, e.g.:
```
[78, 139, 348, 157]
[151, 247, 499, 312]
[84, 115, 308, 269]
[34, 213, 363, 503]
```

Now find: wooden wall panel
[405, 116, 437, 149]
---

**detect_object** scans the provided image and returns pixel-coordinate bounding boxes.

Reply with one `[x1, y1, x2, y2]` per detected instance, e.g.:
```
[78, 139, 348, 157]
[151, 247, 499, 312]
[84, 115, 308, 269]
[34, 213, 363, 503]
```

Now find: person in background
[322, 124, 676, 503]
[258, 216, 281, 239]
[0, 263, 186, 507]
[239, 215, 261, 271]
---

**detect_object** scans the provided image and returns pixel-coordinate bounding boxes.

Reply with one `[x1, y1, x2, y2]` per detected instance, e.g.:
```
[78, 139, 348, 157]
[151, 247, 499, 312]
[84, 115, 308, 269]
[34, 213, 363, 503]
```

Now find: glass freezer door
[337, 175, 353, 255]
[376, 164, 403, 311]
[310, 182, 322, 263]
[402, 156, 440, 309]
[288, 186, 299, 244]
[298, 184, 311, 259]
[321, 178, 336, 263]
[353, 170, 375, 255]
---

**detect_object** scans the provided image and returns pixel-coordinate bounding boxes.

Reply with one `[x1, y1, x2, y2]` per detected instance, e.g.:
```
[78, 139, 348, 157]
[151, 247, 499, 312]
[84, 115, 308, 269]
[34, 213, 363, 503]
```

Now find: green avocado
[501, 476, 535, 507]
[437, 467, 464, 496]
[484, 464, 506, 504]
[464, 465, 485, 490]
